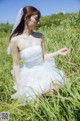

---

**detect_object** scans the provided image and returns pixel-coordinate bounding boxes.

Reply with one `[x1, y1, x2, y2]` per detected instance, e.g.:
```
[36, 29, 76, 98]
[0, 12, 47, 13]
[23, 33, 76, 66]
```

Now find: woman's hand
[57, 48, 70, 56]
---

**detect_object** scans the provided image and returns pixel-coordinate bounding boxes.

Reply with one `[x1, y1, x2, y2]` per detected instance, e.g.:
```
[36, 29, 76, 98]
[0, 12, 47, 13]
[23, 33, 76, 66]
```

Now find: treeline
[41, 11, 80, 27]
[0, 11, 80, 36]
[0, 22, 13, 37]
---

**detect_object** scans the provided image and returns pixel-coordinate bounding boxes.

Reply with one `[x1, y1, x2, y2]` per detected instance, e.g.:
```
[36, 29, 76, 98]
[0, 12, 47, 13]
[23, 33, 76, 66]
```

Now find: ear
[24, 16, 29, 23]
[24, 15, 31, 22]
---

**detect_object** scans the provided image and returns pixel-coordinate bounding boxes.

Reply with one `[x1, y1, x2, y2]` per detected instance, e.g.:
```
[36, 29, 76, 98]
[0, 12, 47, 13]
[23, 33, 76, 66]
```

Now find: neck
[23, 24, 33, 36]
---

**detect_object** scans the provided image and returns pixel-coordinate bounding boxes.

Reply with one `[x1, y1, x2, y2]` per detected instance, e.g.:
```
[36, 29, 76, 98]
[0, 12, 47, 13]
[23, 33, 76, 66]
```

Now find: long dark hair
[9, 6, 41, 41]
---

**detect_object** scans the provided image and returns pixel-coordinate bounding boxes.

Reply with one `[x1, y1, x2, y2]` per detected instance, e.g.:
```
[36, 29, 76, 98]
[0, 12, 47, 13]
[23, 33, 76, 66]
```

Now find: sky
[0, 0, 80, 24]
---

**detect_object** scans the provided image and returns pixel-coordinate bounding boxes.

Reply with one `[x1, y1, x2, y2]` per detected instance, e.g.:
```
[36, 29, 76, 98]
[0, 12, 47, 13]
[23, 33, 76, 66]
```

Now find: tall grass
[0, 13, 80, 121]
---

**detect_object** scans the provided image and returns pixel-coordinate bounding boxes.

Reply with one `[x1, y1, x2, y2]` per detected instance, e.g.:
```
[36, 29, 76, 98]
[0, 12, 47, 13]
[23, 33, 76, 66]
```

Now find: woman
[8, 6, 70, 99]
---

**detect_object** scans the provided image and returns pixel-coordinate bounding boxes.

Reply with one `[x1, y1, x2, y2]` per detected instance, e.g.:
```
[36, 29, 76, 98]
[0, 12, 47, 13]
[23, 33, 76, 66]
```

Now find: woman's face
[27, 14, 40, 30]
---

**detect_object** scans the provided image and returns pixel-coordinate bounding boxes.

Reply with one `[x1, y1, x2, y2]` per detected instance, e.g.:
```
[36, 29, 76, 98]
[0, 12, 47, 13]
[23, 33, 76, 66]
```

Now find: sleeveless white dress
[11, 45, 68, 100]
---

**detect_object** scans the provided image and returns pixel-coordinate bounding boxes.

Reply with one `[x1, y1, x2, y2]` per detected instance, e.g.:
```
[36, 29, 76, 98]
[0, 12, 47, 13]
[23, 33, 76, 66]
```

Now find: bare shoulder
[10, 36, 20, 43]
[10, 35, 23, 48]
[10, 36, 22, 54]
[10, 36, 22, 52]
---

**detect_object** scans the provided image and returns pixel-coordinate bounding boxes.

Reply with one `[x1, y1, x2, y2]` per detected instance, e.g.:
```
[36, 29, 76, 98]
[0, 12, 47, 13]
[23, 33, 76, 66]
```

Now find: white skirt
[11, 58, 68, 100]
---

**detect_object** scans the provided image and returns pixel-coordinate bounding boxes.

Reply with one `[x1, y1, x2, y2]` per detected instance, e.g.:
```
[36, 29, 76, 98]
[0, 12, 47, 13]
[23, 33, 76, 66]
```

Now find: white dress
[11, 45, 68, 100]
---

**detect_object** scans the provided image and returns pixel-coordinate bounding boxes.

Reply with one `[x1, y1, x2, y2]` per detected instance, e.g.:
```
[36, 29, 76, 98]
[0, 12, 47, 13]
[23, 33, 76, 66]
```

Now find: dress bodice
[20, 45, 44, 67]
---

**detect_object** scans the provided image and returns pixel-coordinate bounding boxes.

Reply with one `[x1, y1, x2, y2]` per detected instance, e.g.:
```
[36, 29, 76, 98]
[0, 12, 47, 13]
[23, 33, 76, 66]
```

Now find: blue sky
[0, 0, 80, 24]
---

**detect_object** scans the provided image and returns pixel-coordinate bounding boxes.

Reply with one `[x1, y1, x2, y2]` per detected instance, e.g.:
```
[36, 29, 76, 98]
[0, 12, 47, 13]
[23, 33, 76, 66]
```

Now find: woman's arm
[41, 36, 70, 60]
[10, 38, 21, 92]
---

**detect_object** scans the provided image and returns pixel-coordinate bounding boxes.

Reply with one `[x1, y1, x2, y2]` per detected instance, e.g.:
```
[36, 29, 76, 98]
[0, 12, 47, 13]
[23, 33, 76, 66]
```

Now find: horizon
[0, 11, 79, 25]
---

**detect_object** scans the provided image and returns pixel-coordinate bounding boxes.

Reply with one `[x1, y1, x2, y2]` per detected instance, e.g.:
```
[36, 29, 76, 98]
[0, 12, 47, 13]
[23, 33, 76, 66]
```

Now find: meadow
[0, 12, 80, 121]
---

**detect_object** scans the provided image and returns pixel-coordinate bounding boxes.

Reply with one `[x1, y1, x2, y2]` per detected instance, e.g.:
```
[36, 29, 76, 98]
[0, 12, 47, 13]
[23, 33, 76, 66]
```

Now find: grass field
[0, 13, 80, 121]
